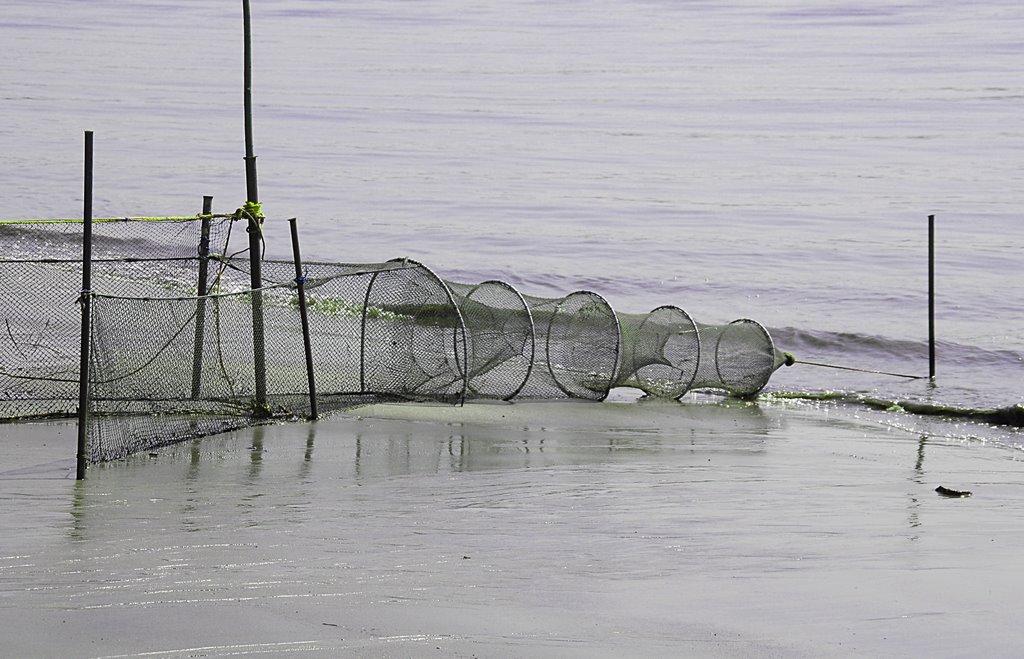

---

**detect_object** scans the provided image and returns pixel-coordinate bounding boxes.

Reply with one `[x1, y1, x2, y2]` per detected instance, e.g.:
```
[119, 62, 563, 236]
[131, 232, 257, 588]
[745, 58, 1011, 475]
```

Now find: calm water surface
[1, 0, 1022, 429]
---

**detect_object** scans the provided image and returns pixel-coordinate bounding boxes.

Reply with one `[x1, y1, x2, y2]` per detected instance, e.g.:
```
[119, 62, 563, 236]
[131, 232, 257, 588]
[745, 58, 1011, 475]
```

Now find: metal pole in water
[242, 0, 268, 413]
[289, 218, 318, 419]
[928, 214, 935, 380]
[191, 196, 213, 399]
[75, 131, 94, 480]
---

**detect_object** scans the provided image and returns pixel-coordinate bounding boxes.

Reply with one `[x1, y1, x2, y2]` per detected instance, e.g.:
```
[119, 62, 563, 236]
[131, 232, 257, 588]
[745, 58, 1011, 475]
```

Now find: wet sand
[2, 397, 1023, 657]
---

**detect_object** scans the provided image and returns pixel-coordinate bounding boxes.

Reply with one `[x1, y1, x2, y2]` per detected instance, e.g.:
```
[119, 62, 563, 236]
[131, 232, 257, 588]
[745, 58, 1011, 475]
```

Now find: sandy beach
[3, 398, 1022, 658]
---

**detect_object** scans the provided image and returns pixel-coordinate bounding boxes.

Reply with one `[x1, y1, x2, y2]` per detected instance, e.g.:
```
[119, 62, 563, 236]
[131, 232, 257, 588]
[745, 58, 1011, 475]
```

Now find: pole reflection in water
[299, 423, 317, 482]
[907, 434, 929, 537]
[248, 425, 264, 480]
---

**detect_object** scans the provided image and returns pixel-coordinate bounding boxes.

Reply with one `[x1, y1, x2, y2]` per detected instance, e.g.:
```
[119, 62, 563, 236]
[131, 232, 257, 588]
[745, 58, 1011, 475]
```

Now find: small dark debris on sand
[936, 485, 972, 498]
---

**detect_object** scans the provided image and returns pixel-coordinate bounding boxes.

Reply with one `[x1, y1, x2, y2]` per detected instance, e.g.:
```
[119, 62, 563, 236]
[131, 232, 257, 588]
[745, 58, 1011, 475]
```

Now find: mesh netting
[0, 217, 235, 421]
[517, 291, 621, 400]
[2, 217, 788, 464]
[361, 260, 468, 403]
[611, 309, 784, 398]
[693, 319, 784, 397]
[447, 280, 534, 400]
[614, 305, 700, 399]
[87, 286, 314, 461]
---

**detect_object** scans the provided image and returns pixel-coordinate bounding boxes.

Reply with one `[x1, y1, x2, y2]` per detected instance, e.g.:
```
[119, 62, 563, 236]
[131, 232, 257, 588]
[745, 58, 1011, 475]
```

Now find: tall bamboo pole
[243, 0, 268, 413]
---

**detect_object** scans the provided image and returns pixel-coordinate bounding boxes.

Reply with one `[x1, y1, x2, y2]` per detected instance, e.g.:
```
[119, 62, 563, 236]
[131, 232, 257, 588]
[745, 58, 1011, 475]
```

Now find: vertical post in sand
[289, 218, 318, 419]
[75, 131, 94, 480]
[242, 0, 268, 413]
[928, 214, 936, 380]
[191, 196, 213, 399]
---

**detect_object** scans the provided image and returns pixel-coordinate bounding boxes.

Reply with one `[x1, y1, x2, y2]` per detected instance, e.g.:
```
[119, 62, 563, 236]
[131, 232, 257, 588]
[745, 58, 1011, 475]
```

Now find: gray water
[4, 4, 1024, 656]
[2, 2, 1022, 424]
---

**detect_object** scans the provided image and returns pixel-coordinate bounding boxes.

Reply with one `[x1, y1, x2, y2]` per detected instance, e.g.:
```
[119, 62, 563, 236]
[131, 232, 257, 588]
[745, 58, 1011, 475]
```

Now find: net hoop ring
[459, 279, 536, 401]
[634, 304, 700, 399]
[713, 318, 776, 398]
[545, 290, 621, 401]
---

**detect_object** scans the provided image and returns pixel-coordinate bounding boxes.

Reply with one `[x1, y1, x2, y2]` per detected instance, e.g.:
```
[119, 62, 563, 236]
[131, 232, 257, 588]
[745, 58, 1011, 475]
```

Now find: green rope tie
[235, 202, 266, 258]
[235, 201, 264, 224]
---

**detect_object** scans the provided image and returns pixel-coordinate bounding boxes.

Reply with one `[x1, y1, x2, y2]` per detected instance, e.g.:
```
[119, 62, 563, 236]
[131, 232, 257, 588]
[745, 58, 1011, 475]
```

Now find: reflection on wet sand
[347, 397, 773, 477]
[159, 397, 774, 481]
[2, 398, 1022, 657]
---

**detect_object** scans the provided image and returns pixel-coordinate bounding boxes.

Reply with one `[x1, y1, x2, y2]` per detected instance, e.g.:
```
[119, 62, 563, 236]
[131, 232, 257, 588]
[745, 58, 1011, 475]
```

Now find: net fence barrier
[1, 217, 788, 463]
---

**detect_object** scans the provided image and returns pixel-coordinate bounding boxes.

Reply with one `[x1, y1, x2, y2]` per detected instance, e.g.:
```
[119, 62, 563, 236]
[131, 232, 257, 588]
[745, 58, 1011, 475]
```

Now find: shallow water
[5, 405, 1024, 657]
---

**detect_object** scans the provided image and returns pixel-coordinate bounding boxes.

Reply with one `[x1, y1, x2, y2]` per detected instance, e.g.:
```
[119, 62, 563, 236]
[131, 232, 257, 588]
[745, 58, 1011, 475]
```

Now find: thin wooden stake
[191, 196, 213, 399]
[289, 218, 318, 419]
[928, 214, 936, 380]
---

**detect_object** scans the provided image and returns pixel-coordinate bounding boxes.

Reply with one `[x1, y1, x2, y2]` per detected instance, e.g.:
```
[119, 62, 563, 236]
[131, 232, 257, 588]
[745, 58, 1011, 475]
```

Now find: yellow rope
[0, 214, 237, 225]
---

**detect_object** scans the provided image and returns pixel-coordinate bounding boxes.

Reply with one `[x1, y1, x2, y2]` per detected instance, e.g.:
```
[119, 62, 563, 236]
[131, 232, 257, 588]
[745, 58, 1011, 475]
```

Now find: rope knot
[235, 201, 264, 227]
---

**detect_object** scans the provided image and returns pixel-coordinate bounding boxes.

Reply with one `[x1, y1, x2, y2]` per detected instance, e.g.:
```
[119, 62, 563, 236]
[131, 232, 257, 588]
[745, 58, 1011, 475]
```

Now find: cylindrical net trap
[517, 290, 620, 401]
[359, 260, 468, 403]
[691, 318, 787, 397]
[446, 280, 535, 401]
[614, 305, 700, 398]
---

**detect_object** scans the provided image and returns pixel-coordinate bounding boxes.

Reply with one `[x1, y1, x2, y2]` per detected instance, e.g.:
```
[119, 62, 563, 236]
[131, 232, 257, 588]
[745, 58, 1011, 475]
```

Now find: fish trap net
[2, 217, 788, 464]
